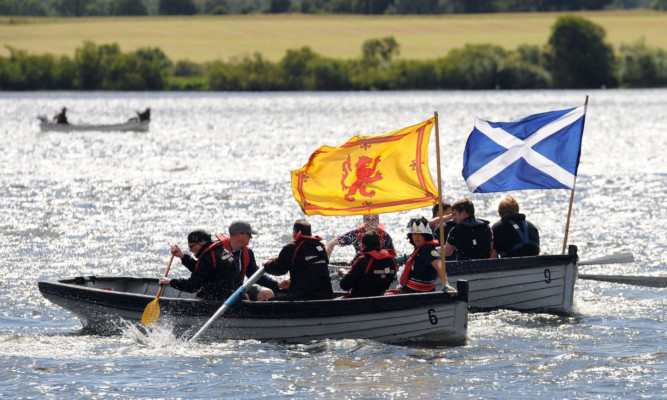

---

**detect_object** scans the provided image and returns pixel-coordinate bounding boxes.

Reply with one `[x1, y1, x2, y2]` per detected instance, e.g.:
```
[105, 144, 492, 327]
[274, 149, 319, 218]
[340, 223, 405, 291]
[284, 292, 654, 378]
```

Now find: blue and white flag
[462, 106, 586, 193]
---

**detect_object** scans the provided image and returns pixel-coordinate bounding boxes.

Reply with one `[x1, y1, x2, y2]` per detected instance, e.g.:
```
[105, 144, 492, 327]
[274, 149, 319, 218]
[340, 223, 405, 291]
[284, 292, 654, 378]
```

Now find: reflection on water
[0, 90, 665, 399]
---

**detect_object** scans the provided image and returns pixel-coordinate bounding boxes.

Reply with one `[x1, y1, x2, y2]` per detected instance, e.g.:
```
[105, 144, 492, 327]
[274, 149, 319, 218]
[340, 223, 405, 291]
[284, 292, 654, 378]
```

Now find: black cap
[187, 229, 211, 244]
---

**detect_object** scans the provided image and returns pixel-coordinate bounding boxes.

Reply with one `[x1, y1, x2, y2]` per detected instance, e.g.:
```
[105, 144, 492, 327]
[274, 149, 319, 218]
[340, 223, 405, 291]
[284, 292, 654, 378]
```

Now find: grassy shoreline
[1, 10, 665, 62]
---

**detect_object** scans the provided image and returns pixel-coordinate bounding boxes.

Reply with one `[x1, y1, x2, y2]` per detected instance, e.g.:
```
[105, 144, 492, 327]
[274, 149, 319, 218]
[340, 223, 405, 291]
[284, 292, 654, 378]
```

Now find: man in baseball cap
[219, 220, 277, 301]
[228, 220, 258, 236]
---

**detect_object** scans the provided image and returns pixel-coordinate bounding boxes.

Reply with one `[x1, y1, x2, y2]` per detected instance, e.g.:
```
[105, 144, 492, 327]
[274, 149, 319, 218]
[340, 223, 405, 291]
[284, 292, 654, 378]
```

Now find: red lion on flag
[341, 154, 383, 202]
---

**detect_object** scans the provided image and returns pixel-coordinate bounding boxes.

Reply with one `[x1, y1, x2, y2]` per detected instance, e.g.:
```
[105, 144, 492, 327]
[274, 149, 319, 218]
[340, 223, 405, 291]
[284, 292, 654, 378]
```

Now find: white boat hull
[335, 247, 579, 315]
[39, 119, 149, 132]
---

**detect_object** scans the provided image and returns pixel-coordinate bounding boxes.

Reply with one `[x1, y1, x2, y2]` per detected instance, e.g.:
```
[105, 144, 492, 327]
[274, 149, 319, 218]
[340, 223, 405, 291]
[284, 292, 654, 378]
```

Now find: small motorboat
[37, 115, 150, 132]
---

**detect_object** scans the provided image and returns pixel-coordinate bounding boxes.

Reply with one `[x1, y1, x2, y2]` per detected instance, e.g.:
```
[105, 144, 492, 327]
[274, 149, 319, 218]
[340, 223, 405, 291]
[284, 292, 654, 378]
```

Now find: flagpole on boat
[433, 111, 450, 288]
[562, 95, 589, 254]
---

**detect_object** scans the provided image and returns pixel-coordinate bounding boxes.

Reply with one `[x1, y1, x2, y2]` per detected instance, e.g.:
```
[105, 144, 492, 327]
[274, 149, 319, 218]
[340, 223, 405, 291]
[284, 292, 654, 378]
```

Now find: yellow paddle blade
[142, 298, 161, 326]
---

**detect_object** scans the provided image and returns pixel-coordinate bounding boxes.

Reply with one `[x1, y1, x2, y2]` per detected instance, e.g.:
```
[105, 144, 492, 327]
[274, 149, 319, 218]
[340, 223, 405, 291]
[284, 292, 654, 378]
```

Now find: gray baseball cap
[228, 220, 258, 235]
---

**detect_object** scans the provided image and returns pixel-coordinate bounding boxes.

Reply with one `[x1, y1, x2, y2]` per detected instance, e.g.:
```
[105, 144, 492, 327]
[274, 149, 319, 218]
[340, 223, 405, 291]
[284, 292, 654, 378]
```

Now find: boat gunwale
[38, 278, 468, 319]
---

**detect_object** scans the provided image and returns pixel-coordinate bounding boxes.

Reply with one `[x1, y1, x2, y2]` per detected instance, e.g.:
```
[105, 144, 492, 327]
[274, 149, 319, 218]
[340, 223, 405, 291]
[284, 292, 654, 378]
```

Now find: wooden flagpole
[561, 95, 589, 254]
[433, 112, 449, 287]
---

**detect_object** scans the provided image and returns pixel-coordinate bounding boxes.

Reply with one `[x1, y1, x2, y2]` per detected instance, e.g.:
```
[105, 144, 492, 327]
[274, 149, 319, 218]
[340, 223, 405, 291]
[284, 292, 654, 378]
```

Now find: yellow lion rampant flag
[291, 118, 439, 216]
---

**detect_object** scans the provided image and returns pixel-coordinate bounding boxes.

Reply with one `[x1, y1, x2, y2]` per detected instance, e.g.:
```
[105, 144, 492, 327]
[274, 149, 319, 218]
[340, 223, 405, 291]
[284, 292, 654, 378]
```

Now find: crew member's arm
[326, 238, 339, 257]
[167, 251, 215, 293]
[246, 250, 279, 292]
[443, 242, 456, 257]
[432, 259, 455, 293]
[263, 245, 293, 276]
[339, 256, 364, 292]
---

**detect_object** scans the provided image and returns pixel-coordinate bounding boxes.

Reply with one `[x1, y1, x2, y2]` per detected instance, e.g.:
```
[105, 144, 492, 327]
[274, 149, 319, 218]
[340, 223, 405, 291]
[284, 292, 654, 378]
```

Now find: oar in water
[142, 254, 175, 326]
[578, 252, 666, 287]
[578, 274, 667, 288]
[190, 267, 265, 342]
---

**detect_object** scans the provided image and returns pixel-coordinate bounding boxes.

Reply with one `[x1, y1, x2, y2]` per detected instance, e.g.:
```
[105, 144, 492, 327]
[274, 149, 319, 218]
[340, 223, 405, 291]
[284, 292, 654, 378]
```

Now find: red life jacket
[362, 249, 397, 273]
[216, 234, 249, 277]
[195, 241, 225, 271]
[399, 240, 439, 291]
[355, 224, 386, 249]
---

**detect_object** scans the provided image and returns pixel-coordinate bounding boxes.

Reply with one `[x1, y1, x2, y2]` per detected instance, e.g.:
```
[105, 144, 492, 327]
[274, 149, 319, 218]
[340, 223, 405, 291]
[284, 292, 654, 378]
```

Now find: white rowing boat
[38, 277, 469, 345]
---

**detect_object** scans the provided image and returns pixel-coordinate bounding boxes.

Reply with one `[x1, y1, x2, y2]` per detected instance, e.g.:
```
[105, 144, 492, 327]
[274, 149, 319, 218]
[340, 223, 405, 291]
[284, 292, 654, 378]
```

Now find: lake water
[0, 90, 665, 399]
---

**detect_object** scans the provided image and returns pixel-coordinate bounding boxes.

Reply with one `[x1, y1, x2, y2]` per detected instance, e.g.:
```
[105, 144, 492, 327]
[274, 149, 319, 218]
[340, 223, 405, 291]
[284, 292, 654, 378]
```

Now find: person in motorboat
[443, 198, 494, 260]
[326, 213, 395, 259]
[159, 229, 238, 300]
[388, 217, 455, 294]
[337, 229, 397, 298]
[53, 107, 68, 124]
[215, 220, 278, 301]
[491, 196, 540, 258]
[137, 107, 150, 121]
[129, 107, 150, 122]
[264, 219, 333, 300]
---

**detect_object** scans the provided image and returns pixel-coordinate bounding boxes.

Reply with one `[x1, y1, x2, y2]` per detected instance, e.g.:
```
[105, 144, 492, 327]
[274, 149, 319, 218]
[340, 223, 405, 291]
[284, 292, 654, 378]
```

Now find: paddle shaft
[190, 267, 265, 342]
[578, 252, 635, 266]
[579, 274, 667, 288]
[155, 254, 175, 299]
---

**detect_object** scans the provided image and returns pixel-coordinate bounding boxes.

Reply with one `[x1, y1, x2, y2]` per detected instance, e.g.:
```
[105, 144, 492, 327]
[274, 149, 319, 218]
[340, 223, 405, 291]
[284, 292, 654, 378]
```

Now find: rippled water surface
[1, 90, 665, 399]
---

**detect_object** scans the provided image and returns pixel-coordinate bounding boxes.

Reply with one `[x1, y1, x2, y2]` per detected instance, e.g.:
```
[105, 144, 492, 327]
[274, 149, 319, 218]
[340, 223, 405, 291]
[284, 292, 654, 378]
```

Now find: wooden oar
[141, 254, 174, 326]
[579, 274, 667, 288]
[578, 252, 635, 266]
[190, 267, 265, 342]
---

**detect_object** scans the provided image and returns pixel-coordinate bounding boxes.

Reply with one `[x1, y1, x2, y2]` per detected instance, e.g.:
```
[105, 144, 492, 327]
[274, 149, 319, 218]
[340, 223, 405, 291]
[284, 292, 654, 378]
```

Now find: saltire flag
[292, 119, 439, 216]
[462, 106, 586, 193]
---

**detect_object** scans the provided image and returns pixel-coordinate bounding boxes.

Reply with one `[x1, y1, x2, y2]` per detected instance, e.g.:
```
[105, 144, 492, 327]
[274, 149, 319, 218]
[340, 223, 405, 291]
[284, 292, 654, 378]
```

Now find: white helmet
[408, 220, 432, 235]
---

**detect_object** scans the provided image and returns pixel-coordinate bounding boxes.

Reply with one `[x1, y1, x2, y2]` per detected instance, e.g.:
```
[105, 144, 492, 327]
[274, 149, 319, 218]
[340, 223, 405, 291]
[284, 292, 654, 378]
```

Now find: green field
[1, 10, 665, 62]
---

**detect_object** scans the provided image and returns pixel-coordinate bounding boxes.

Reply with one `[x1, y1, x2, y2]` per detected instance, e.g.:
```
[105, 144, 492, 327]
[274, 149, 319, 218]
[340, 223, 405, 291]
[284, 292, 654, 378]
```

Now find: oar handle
[155, 254, 175, 300]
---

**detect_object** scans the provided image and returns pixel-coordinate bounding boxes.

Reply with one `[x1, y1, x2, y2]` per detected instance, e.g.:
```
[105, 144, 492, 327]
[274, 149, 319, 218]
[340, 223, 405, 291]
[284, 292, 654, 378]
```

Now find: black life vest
[500, 219, 539, 257]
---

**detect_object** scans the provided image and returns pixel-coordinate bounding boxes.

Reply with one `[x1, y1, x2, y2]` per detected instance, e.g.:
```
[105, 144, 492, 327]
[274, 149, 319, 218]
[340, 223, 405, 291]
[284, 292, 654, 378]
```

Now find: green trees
[0, 41, 171, 90]
[618, 38, 667, 87]
[547, 14, 616, 88]
[0, 0, 47, 15]
[1, 13, 666, 91]
[113, 0, 148, 15]
[159, 0, 196, 15]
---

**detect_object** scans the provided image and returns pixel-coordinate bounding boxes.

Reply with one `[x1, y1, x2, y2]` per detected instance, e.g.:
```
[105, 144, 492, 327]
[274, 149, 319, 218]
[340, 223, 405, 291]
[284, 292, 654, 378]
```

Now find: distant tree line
[1, 15, 666, 90]
[0, 0, 666, 16]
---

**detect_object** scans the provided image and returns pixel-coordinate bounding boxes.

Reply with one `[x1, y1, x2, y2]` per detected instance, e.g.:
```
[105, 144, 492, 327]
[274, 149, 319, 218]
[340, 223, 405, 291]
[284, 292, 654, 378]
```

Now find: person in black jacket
[429, 201, 457, 247]
[338, 229, 396, 298]
[491, 196, 540, 258]
[444, 198, 494, 260]
[137, 107, 150, 121]
[159, 229, 239, 300]
[53, 107, 68, 124]
[216, 220, 279, 301]
[264, 219, 333, 300]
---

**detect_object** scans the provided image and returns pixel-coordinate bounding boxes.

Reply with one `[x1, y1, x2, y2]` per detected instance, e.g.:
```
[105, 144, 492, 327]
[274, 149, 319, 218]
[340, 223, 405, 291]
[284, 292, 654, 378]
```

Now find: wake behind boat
[37, 116, 150, 132]
[38, 277, 469, 345]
